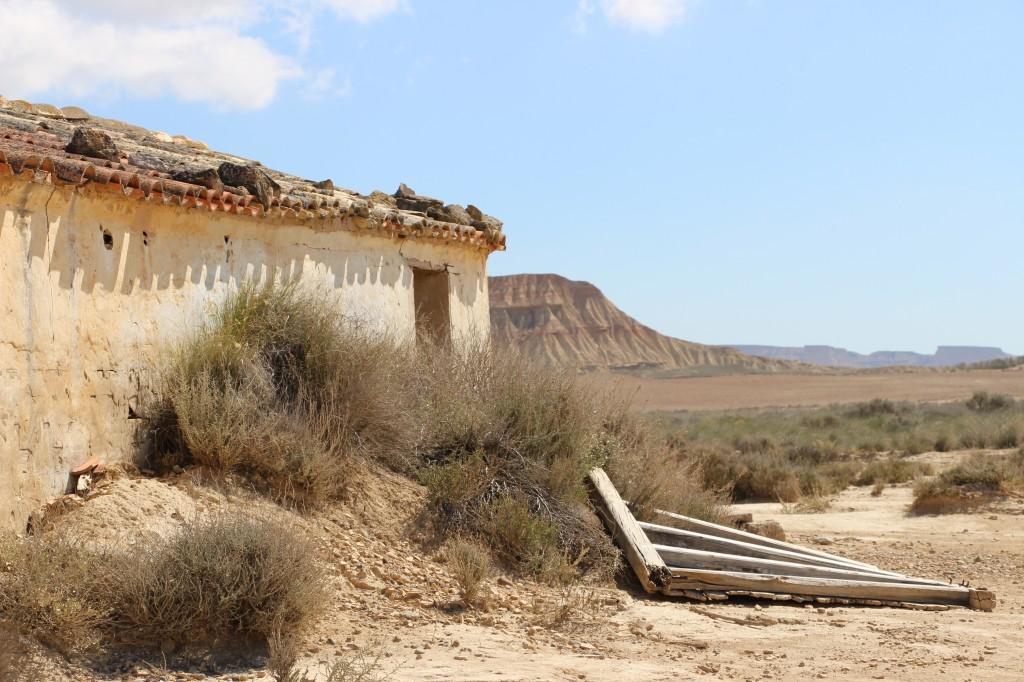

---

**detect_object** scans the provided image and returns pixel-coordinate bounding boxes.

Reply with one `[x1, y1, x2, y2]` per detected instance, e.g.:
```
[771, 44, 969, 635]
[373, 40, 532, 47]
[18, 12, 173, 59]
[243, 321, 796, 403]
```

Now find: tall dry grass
[413, 343, 620, 581]
[138, 283, 728, 583]
[0, 514, 326, 659]
[141, 282, 416, 507]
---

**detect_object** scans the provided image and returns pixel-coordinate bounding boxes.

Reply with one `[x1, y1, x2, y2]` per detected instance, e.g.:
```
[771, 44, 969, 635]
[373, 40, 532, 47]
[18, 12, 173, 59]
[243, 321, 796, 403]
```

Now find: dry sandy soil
[21, 448, 1023, 682]
[595, 368, 1024, 412]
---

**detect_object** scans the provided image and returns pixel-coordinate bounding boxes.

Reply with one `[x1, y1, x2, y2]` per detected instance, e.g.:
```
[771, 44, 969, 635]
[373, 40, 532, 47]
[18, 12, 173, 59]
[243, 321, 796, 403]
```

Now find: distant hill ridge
[730, 344, 1012, 369]
[488, 274, 795, 374]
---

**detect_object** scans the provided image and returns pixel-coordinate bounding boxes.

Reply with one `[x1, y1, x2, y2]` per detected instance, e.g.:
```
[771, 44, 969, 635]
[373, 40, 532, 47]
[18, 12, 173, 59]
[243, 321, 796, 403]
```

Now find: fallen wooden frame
[587, 468, 996, 611]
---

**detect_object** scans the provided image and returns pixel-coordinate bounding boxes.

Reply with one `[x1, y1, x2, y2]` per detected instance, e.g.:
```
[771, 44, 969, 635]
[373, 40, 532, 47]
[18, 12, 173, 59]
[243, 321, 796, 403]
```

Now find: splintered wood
[587, 469, 996, 612]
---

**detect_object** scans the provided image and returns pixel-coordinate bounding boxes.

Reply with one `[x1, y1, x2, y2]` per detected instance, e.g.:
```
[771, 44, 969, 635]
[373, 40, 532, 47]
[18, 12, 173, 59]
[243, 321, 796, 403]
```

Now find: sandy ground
[26, 450, 1022, 682]
[372, 472, 1023, 681]
[593, 368, 1024, 412]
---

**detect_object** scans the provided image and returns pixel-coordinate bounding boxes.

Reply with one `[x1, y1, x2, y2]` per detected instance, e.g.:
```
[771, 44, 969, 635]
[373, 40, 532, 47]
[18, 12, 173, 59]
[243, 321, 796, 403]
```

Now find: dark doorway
[412, 267, 451, 343]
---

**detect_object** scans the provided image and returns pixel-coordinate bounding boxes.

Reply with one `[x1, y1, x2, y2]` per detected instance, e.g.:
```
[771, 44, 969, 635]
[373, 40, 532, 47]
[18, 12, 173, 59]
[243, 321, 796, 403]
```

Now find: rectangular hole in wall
[412, 267, 451, 344]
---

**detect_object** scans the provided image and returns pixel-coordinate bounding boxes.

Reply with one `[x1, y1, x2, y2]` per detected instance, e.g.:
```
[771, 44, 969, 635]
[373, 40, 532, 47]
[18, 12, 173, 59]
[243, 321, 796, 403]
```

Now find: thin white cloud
[577, 0, 690, 34]
[0, 0, 402, 110]
[302, 68, 353, 100]
[323, 0, 404, 23]
[573, 0, 595, 34]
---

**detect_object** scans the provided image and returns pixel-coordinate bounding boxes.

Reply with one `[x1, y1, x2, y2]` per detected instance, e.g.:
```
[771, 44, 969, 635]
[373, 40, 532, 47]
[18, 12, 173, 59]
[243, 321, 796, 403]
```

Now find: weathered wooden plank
[641, 521, 922, 579]
[588, 468, 671, 592]
[652, 508, 882, 570]
[668, 568, 974, 606]
[655, 544, 952, 585]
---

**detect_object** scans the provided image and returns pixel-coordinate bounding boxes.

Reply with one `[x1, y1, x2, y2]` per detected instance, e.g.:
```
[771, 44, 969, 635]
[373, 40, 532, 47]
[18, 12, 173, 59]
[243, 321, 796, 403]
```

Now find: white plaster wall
[0, 176, 491, 530]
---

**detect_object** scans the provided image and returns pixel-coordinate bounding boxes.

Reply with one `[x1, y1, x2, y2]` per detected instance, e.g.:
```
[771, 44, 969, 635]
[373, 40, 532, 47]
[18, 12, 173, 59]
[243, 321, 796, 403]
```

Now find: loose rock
[65, 127, 119, 162]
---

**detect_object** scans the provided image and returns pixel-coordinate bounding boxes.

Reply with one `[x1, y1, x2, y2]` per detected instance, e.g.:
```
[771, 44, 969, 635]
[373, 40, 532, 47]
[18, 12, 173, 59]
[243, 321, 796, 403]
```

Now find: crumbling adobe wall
[0, 176, 490, 530]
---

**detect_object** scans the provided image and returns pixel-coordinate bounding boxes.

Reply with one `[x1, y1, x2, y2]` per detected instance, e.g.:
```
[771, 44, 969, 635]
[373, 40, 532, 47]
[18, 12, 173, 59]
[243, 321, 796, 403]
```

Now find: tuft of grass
[871, 481, 886, 497]
[140, 282, 416, 508]
[528, 586, 601, 633]
[0, 515, 326, 657]
[444, 538, 492, 607]
[910, 452, 1024, 514]
[269, 635, 397, 682]
[782, 495, 832, 514]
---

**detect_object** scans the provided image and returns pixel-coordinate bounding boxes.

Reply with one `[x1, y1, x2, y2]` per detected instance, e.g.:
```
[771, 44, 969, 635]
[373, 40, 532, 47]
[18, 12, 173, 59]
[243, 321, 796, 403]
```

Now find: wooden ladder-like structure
[588, 468, 995, 611]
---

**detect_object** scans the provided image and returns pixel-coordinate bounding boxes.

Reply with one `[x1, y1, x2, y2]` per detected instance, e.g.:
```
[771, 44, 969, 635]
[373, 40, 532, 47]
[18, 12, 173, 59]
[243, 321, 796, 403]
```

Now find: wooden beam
[668, 568, 974, 607]
[642, 522, 946, 586]
[588, 469, 671, 592]
[652, 508, 881, 571]
[654, 544, 948, 585]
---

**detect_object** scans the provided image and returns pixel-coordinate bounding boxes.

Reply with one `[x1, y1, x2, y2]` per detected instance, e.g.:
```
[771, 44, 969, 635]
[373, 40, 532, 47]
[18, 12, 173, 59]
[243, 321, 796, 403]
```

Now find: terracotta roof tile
[0, 100, 505, 252]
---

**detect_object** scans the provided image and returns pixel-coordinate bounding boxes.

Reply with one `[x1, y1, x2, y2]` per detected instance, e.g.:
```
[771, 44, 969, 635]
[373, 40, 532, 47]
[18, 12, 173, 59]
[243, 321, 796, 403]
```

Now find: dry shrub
[415, 343, 619, 581]
[0, 534, 109, 655]
[965, 391, 1015, 413]
[911, 452, 1024, 514]
[855, 457, 933, 486]
[443, 538, 492, 606]
[871, 481, 886, 496]
[104, 513, 326, 649]
[0, 515, 325, 657]
[600, 410, 728, 524]
[846, 399, 899, 418]
[141, 282, 415, 507]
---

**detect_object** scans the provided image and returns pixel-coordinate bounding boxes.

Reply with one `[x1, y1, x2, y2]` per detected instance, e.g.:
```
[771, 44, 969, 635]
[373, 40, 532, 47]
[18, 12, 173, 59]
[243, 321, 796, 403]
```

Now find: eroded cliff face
[489, 274, 789, 373]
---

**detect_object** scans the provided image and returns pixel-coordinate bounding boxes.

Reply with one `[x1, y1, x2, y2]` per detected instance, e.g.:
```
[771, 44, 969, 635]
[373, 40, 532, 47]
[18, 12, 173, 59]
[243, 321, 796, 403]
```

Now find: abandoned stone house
[0, 98, 506, 530]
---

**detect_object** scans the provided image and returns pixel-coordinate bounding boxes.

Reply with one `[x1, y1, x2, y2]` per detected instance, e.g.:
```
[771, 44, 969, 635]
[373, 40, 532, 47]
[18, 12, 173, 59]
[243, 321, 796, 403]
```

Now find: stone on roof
[0, 98, 505, 252]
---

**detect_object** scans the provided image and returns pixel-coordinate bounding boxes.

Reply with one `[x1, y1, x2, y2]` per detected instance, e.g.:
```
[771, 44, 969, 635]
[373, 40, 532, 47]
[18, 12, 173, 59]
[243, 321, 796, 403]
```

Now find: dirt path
[594, 368, 1024, 412]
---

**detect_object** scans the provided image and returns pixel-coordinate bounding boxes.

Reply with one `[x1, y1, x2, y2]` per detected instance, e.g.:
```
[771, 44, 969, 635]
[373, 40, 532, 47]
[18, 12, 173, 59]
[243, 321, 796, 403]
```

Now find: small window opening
[412, 267, 451, 344]
[142, 231, 149, 247]
[101, 229, 113, 250]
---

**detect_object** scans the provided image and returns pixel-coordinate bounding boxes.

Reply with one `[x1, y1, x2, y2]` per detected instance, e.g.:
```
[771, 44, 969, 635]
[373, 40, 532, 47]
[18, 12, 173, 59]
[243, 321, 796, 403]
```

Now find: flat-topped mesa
[0, 97, 505, 252]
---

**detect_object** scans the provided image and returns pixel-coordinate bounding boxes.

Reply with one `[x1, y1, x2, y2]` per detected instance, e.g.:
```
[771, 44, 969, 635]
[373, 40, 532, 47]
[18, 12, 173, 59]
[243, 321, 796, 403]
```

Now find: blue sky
[2, 1, 1021, 354]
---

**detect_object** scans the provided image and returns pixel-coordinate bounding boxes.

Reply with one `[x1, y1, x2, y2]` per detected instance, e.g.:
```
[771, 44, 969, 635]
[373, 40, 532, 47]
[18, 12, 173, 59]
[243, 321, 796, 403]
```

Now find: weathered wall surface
[0, 176, 490, 530]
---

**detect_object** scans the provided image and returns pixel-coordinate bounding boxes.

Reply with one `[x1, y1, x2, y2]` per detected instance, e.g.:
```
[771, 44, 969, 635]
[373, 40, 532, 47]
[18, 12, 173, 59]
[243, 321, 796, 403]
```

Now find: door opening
[412, 267, 451, 344]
